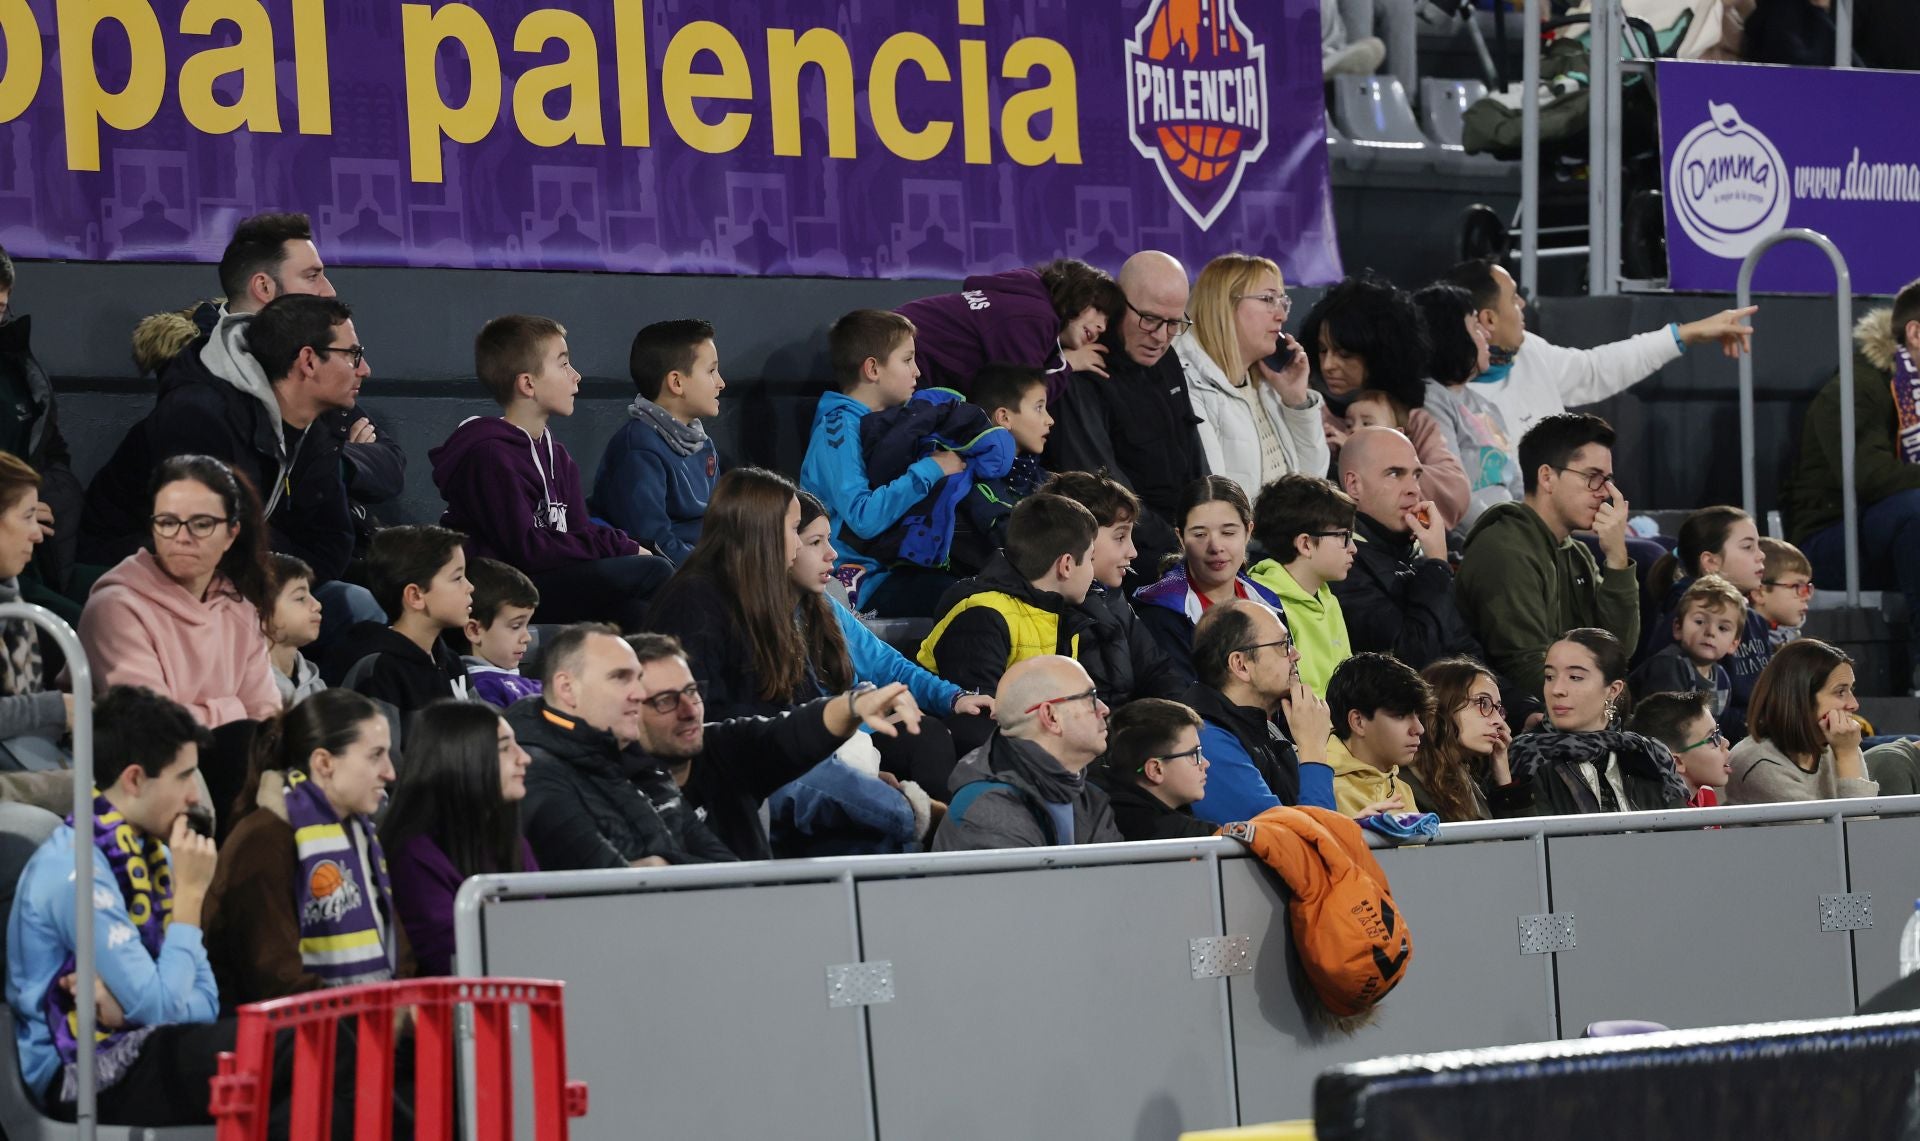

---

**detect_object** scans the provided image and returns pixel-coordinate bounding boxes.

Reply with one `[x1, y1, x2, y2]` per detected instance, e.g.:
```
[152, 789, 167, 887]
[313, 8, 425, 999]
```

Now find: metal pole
[0, 605, 97, 1140]
[1602, 0, 1625, 295]
[1521, 0, 1540, 298]
[1586, 0, 1611, 295]
[1834, 0, 1852, 69]
[1735, 227, 1858, 605]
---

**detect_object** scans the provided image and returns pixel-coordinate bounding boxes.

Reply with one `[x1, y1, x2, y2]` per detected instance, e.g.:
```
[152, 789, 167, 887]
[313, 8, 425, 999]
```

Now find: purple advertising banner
[0, 0, 1340, 284]
[1660, 60, 1920, 296]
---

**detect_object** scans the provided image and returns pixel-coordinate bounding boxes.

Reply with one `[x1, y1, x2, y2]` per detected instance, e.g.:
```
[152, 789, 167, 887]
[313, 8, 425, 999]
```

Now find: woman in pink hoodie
[79, 454, 280, 729]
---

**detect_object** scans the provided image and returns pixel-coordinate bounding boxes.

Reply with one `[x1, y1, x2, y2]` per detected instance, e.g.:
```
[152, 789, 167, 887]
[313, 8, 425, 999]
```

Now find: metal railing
[1736, 228, 1860, 605]
[0, 604, 101, 1141]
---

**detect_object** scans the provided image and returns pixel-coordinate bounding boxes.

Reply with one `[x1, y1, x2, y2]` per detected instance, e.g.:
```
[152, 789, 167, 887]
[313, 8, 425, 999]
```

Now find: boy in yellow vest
[918, 494, 1098, 696]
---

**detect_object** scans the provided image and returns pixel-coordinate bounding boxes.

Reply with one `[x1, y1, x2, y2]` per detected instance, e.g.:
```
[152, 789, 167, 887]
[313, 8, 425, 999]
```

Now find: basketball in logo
[309, 860, 344, 899]
[1126, 0, 1271, 231]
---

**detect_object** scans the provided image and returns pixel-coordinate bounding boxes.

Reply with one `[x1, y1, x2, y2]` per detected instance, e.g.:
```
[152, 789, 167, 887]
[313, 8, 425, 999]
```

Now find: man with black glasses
[933, 655, 1120, 851]
[514, 625, 923, 865]
[1046, 250, 1209, 580]
[1456, 413, 1639, 697]
[1183, 599, 1336, 825]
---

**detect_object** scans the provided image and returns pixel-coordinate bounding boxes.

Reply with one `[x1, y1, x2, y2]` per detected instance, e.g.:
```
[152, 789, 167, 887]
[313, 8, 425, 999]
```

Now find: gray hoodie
[199, 309, 295, 515]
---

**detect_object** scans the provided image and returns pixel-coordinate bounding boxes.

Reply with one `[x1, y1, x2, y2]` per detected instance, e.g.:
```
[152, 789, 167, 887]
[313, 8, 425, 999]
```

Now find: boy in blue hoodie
[800, 309, 965, 618]
[590, 318, 723, 566]
[950, 363, 1053, 577]
[430, 314, 672, 631]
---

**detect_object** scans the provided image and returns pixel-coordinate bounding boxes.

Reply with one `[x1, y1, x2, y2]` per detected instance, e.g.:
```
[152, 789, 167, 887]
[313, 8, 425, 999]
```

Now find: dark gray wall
[12, 258, 1871, 528]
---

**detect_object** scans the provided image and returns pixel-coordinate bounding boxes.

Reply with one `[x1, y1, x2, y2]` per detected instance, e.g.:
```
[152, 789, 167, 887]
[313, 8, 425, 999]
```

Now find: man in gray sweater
[933, 656, 1121, 850]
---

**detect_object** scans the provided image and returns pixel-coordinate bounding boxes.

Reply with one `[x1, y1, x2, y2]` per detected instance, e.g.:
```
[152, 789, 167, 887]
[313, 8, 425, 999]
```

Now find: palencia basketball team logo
[1125, 0, 1270, 232]
[1669, 100, 1791, 260]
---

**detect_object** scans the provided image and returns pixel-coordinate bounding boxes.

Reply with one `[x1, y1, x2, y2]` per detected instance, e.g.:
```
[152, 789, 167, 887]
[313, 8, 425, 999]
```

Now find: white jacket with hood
[1174, 330, 1331, 497]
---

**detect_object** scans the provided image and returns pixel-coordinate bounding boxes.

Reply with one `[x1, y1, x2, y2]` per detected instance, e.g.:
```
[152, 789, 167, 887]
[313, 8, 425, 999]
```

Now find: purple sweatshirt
[429, 416, 639, 574]
[386, 833, 538, 976]
[896, 268, 1070, 401]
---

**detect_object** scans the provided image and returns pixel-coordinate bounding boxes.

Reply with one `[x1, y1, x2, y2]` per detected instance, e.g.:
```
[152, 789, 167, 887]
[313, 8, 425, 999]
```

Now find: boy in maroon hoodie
[429, 315, 671, 631]
[895, 260, 1123, 402]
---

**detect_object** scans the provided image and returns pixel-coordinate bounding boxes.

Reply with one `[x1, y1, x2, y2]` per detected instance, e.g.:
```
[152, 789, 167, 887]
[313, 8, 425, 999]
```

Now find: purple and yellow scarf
[45, 790, 168, 1100]
[284, 770, 396, 986]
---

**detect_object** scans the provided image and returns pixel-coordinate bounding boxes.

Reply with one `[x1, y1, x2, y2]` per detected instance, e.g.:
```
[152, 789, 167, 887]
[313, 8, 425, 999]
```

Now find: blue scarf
[1470, 343, 1517, 386]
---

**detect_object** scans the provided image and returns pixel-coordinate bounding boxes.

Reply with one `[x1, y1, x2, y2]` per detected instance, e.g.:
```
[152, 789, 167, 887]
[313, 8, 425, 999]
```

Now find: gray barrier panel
[858, 860, 1234, 1140]
[480, 880, 871, 1141]
[1549, 821, 1856, 1033]
[1226, 838, 1557, 1123]
[1844, 814, 1920, 1005]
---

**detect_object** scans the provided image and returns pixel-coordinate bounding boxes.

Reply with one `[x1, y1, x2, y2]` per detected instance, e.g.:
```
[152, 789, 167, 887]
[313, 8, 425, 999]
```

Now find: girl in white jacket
[1175, 255, 1329, 503]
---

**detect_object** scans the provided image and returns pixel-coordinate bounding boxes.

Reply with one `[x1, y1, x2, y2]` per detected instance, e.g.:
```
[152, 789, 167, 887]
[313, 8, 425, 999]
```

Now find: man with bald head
[1328, 426, 1486, 673]
[1046, 251, 1208, 578]
[932, 656, 1121, 850]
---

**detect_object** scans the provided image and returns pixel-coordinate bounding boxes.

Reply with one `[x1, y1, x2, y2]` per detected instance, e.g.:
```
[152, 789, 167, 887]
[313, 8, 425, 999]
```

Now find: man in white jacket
[1445, 259, 1757, 455]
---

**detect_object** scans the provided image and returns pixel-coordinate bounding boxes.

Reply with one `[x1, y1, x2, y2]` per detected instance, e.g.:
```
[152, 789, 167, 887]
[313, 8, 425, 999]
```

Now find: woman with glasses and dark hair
[1726, 639, 1879, 804]
[1509, 628, 1690, 815]
[79, 454, 279, 730]
[1300, 274, 1472, 530]
[381, 700, 536, 976]
[1174, 253, 1329, 501]
[894, 258, 1124, 401]
[1407, 658, 1533, 821]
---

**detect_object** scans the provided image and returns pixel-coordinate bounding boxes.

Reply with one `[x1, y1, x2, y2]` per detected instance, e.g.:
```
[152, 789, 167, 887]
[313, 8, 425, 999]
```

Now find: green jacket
[1246, 559, 1350, 697]
[1780, 308, 1920, 543]
[1453, 501, 1639, 698]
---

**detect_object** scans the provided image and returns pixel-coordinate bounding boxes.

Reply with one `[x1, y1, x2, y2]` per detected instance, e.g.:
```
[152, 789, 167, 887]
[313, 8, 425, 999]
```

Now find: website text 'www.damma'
[1792, 148, 1920, 202]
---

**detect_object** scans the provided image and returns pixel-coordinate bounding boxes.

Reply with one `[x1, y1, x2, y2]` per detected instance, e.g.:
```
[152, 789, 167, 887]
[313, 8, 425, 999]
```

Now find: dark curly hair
[1037, 259, 1125, 327]
[1300, 273, 1431, 410]
[1411, 283, 1483, 386]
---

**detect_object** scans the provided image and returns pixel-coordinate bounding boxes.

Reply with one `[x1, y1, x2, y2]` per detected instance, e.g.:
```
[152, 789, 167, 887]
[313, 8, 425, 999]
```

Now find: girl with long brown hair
[1406, 658, 1531, 821]
[646, 468, 962, 788]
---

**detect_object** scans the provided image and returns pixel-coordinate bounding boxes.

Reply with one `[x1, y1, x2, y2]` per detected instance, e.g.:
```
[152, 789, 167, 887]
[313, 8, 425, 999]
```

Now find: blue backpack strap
[947, 779, 1059, 844]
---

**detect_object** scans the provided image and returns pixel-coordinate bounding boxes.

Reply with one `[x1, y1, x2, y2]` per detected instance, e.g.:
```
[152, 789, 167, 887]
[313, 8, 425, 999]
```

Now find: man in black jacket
[1045, 250, 1206, 580]
[517, 625, 925, 866]
[1329, 427, 1483, 671]
[84, 213, 396, 642]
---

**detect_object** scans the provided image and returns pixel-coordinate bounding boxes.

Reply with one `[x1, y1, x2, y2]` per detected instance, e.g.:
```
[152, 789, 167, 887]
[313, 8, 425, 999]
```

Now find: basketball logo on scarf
[302, 858, 364, 925]
[1125, 0, 1270, 231]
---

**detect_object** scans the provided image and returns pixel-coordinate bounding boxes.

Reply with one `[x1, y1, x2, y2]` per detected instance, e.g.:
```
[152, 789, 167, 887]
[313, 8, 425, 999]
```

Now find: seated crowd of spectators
[0, 209, 1910, 1128]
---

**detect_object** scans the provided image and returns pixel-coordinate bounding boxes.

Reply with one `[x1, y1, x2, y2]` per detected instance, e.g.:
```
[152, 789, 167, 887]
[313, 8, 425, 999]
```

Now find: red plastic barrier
[208, 978, 588, 1141]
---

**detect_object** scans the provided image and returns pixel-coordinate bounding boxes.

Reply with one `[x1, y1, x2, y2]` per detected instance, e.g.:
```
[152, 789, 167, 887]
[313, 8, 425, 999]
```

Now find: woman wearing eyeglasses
[1508, 628, 1691, 815]
[1725, 639, 1879, 805]
[1174, 254, 1330, 502]
[1299, 274, 1472, 530]
[1406, 658, 1533, 821]
[78, 453, 279, 732]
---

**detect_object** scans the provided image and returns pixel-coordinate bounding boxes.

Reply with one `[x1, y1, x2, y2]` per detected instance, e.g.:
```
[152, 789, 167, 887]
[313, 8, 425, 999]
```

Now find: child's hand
[1063, 342, 1109, 378]
[931, 450, 966, 477]
[1355, 796, 1406, 819]
[951, 693, 995, 717]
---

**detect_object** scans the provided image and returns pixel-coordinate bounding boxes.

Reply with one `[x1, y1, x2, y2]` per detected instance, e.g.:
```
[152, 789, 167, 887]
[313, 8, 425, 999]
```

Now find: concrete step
[1802, 602, 1911, 698]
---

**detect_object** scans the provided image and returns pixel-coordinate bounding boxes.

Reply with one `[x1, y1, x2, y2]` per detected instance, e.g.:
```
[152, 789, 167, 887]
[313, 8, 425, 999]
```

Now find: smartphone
[1265, 342, 1297, 372]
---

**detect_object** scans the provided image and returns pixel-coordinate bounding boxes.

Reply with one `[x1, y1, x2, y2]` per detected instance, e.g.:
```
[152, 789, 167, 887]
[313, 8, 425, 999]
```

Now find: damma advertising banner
[1659, 60, 1920, 296]
[0, 0, 1341, 283]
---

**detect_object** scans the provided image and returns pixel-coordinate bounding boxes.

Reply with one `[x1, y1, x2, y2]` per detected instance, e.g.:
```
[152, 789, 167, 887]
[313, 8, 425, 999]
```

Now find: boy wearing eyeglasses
[1093, 699, 1217, 842]
[1246, 473, 1357, 697]
[1630, 691, 1731, 808]
[1750, 538, 1813, 652]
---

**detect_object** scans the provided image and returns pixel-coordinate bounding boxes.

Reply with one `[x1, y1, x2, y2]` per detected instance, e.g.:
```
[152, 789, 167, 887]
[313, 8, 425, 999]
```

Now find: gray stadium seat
[0, 802, 212, 1139]
[1418, 78, 1487, 148]
[1327, 75, 1439, 175]
[859, 617, 934, 657]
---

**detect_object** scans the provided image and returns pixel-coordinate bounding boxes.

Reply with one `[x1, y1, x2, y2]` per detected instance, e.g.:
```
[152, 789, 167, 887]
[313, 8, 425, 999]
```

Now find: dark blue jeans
[1800, 488, 1920, 669]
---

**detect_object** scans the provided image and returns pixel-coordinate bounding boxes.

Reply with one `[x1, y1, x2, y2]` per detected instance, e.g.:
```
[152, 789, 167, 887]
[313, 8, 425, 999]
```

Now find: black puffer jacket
[512, 698, 737, 870]
[1331, 512, 1483, 671]
[1077, 584, 1186, 707]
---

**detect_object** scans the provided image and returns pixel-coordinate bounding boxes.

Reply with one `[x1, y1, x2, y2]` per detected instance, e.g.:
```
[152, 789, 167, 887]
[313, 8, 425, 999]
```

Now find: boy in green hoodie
[1247, 474, 1356, 697]
[1455, 412, 1638, 699]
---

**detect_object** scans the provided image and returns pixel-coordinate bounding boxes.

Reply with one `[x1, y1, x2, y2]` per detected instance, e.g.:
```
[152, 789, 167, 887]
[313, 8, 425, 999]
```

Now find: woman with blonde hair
[1174, 254, 1329, 499]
